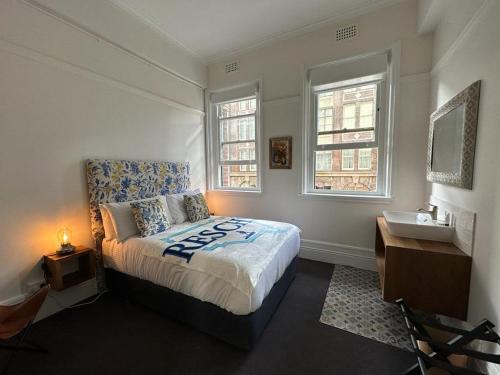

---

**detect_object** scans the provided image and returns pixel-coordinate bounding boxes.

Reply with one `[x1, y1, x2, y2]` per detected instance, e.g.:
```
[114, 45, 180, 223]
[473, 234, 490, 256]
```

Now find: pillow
[184, 193, 210, 223]
[165, 189, 200, 224]
[130, 198, 171, 237]
[102, 196, 169, 242]
[99, 205, 116, 240]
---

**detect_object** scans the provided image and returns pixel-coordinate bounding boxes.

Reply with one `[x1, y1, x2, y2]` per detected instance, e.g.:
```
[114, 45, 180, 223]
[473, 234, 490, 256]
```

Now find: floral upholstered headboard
[86, 159, 191, 240]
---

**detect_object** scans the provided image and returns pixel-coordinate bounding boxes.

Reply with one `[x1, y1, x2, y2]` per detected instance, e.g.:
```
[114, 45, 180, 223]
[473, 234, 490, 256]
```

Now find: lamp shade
[57, 227, 72, 246]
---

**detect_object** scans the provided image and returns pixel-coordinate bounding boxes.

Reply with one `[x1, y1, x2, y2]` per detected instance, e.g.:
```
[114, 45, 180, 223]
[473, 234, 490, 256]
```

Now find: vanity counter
[375, 217, 471, 320]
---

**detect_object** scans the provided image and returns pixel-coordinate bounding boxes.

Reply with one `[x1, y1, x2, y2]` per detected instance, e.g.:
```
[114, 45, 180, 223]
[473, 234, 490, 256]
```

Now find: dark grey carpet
[2, 259, 414, 375]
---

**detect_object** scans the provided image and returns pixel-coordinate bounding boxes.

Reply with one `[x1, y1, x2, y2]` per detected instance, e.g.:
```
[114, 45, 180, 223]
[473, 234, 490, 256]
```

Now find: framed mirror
[427, 80, 481, 189]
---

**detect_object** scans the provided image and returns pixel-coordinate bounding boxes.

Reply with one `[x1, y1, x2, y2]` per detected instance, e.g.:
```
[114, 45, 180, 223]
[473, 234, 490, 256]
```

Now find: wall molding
[299, 239, 376, 271]
[106, 0, 204, 63]
[431, 0, 492, 76]
[18, 0, 206, 89]
[263, 95, 300, 107]
[0, 38, 205, 116]
[400, 72, 430, 83]
[206, 0, 408, 64]
[0, 293, 26, 306]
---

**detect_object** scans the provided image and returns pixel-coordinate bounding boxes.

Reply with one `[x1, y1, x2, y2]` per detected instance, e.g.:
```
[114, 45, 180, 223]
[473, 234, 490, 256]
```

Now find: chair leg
[403, 363, 424, 375]
[0, 321, 46, 375]
[0, 343, 47, 353]
[1, 350, 15, 375]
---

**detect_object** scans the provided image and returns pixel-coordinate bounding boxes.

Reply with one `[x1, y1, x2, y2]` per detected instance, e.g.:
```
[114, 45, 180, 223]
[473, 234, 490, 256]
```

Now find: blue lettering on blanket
[160, 217, 283, 262]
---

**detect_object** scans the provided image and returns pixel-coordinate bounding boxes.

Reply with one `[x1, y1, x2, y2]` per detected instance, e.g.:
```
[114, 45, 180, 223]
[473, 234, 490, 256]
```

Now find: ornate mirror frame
[427, 80, 481, 190]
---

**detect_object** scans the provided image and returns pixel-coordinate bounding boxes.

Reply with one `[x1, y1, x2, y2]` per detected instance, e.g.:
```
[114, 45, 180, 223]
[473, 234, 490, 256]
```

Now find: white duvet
[102, 216, 301, 315]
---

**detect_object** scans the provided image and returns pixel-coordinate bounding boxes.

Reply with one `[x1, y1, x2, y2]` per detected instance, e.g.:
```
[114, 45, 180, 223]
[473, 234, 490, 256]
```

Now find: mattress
[102, 216, 300, 315]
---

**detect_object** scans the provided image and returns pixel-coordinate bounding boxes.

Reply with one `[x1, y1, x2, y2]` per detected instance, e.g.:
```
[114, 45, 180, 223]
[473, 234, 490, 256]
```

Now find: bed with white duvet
[102, 216, 301, 315]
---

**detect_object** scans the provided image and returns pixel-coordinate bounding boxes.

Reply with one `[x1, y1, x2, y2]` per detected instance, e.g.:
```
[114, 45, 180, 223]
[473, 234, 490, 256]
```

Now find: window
[342, 150, 354, 170]
[358, 148, 372, 170]
[303, 50, 394, 197]
[316, 151, 332, 171]
[208, 82, 261, 191]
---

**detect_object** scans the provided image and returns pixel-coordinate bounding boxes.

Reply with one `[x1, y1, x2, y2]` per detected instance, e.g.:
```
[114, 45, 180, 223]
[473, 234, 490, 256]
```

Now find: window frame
[302, 47, 398, 199]
[207, 81, 262, 193]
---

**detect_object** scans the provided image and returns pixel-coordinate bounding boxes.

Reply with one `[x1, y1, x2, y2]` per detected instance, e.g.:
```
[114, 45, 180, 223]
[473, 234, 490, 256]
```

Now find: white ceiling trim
[108, 0, 408, 65]
[205, 0, 408, 64]
[106, 0, 205, 62]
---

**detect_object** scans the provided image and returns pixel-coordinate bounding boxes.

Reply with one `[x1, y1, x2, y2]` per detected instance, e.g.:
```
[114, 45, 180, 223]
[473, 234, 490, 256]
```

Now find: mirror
[427, 81, 481, 189]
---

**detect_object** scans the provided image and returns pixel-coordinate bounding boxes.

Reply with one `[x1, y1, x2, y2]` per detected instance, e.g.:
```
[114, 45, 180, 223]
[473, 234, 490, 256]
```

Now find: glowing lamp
[57, 227, 76, 255]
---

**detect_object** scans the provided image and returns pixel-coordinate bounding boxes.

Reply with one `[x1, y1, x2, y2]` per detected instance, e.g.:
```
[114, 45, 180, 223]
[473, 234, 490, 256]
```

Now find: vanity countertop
[376, 217, 467, 257]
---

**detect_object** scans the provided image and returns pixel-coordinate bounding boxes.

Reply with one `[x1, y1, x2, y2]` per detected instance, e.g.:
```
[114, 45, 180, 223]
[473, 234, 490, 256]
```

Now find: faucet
[418, 204, 438, 221]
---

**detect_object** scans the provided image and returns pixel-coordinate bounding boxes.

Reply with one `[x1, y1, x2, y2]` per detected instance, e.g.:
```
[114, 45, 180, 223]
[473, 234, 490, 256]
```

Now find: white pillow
[102, 196, 169, 242]
[165, 189, 200, 224]
[99, 205, 116, 240]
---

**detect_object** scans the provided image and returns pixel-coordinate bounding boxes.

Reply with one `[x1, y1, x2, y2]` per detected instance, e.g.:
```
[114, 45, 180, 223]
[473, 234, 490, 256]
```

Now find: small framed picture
[269, 136, 292, 169]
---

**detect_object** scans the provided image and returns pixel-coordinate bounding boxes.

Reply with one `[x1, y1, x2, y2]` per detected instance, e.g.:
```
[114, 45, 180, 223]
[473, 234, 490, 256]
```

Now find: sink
[382, 211, 453, 242]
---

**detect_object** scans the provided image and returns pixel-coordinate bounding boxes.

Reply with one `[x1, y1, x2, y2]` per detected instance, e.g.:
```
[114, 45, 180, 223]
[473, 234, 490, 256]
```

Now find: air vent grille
[336, 24, 357, 41]
[225, 61, 239, 74]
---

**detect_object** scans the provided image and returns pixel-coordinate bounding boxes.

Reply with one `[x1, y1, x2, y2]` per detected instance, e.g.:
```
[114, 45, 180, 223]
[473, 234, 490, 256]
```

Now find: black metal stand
[396, 299, 500, 375]
[0, 322, 47, 375]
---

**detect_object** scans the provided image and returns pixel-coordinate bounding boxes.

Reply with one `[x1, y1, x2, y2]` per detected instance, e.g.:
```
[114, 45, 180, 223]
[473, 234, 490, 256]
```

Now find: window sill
[207, 189, 263, 197]
[299, 192, 393, 204]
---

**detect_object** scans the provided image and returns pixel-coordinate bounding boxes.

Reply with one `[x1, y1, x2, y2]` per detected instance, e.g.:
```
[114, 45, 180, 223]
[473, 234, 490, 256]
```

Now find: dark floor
[2, 260, 414, 375]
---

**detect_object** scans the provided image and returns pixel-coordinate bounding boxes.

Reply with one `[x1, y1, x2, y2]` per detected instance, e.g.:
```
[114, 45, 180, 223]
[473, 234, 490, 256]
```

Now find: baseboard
[299, 239, 376, 271]
[0, 279, 97, 321]
[36, 278, 98, 321]
[0, 293, 26, 306]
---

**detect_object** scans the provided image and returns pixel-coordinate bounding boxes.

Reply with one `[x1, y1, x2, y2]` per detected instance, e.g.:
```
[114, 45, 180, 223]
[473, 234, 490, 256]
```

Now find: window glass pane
[219, 98, 256, 118]
[315, 83, 377, 146]
[314, 148, 378, 192]
[220, 117, 255, 142]
[215, 94, 259, 191]
[221, 142, 255, 161]
[220, 165, 257, 188]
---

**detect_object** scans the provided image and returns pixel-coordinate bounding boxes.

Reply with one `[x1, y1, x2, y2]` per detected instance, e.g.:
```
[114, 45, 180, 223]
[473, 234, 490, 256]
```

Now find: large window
[304, 50, 394, 197]
[208, 83, 261, 191]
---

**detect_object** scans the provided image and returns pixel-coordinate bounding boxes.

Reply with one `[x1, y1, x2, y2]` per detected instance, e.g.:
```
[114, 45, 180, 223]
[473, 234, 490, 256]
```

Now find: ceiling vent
[225, 61, 239, 74]
[336, 24, 358, 41]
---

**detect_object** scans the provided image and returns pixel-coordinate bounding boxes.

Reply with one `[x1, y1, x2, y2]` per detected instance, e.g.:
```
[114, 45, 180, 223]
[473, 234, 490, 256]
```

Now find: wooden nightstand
[43, 246, 96, 291]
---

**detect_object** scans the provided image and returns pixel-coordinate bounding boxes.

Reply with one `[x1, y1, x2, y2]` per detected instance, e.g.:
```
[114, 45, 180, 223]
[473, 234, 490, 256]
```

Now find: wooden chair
[0, 286, 49, 375]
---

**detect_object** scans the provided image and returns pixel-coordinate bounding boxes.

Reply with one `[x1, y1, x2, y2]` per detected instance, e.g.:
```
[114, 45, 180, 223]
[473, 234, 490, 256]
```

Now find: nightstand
[43, 246, 96, 291]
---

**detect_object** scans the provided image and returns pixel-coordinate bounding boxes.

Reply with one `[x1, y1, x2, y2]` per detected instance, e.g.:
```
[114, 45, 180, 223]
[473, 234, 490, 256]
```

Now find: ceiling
[110, 0, 405, 63]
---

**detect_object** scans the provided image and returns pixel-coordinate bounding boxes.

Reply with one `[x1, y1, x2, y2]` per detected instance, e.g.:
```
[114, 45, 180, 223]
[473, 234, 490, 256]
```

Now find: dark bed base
[105, 257, 297, 350]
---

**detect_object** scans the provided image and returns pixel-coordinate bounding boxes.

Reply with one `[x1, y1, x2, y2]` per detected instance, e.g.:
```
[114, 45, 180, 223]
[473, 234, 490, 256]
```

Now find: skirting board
[0, 294, 26, 306]
[0, 278, 97, 322]
[299, 239, 376, 271]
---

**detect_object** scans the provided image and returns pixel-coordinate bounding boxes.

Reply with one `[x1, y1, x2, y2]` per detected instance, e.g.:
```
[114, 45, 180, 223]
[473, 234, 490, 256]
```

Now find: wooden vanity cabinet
[375, 217, 472, 320]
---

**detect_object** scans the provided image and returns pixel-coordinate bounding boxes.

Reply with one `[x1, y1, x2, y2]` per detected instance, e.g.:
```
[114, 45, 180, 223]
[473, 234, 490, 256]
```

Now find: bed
[86, 159, 300, 349]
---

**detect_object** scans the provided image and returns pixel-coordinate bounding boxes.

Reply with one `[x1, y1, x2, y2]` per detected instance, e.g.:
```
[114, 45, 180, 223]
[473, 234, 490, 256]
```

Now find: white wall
[206, 0, 433, 268]
[0, 0, 206, 316]
[428, 0, 500, 366]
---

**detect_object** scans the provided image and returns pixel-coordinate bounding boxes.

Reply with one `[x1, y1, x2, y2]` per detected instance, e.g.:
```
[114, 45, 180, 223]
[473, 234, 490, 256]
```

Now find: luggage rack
[396, 299, 500, 375]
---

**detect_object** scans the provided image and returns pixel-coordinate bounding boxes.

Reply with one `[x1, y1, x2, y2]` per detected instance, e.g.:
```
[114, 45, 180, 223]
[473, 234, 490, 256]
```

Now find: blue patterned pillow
[184, 193, 210, 222]
[130, 198, 171, 237]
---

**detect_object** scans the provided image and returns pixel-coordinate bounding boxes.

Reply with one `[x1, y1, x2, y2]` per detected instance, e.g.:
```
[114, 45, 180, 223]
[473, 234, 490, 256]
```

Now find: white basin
[383, 211, 453, 242]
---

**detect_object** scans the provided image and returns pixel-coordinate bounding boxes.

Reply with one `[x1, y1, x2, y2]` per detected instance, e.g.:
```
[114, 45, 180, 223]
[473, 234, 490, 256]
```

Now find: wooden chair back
[0, 286, 49, 340]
